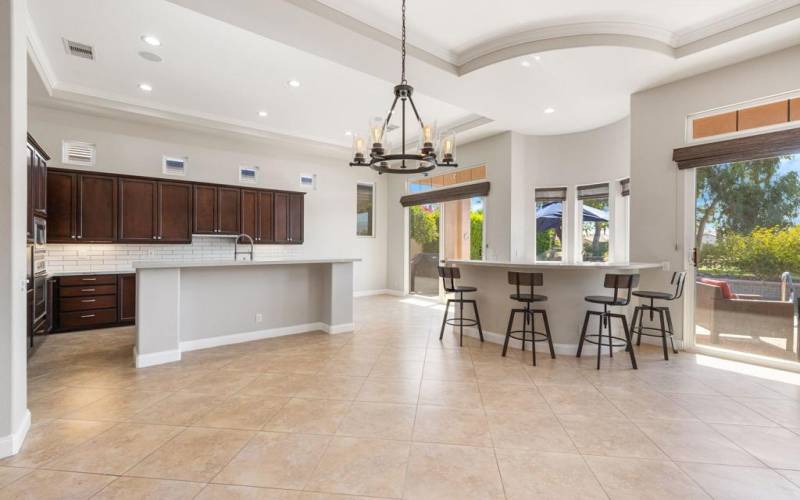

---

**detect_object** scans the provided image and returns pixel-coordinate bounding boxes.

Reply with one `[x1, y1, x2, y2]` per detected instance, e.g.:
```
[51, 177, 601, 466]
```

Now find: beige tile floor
[3, 295, 800, 499]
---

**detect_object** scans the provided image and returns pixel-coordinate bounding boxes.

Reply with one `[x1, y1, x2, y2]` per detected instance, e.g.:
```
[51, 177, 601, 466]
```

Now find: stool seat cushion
[445, 285, 477, 293]
[584, 295, 628, 306]
[633, 290, 674, 300]
[510, 293, 548, 302]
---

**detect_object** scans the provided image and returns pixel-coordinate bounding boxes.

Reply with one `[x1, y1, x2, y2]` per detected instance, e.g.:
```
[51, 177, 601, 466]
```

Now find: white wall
[524, 118, 630, 262]
[385, 131, 513, 292]
[630, 44, 800, 341]
[385, 121, 631, 292]
[0, 0, 30, 458]
[28, 105, 388, 293]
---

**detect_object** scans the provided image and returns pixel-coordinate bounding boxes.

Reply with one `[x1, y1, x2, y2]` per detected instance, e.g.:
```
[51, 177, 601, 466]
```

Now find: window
[535, 187, 567, 261]
[357, 182, 375, 236]
[577, 183, 610, 262]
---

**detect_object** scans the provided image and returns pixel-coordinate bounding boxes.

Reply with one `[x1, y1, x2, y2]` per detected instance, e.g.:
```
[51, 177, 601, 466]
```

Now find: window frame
[575, 182, 612, 263]
[534, 186, 568, 263]
[356, 181, 376, 238]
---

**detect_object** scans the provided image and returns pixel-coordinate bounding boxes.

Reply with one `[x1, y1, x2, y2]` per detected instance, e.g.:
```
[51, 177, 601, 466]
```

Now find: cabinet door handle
[81, 288, 95, 292]
[81, 299, 96, 303]
[77, 235, 82, 239]
[80, 314, 96, 318]
[71, 235, 76, 239]
[81, 278, 97, 281]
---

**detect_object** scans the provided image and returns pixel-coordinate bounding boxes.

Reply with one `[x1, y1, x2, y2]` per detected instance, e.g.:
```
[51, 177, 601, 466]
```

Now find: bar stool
[502, 272, 555, 366]
[438, 266, 484, 347]
[577, 273, 639, 370]
[631, 272, 686, 360]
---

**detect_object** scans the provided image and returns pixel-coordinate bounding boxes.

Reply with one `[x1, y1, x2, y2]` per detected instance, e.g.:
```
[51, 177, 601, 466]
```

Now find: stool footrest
[444, 318, 479, 327]
[581, 334, 630, 348]
[507, 330, 551, 343]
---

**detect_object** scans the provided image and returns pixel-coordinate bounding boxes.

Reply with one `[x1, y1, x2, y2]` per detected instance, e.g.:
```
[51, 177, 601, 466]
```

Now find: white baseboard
[0, 410, 31, 459]
[326, 323, 355, 334]
[354, 289, 404, 298]
[134, 346, 181, 368]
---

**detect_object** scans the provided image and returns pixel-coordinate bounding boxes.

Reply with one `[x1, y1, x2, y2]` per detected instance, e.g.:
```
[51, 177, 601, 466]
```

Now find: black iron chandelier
[349, 0, 457, 175]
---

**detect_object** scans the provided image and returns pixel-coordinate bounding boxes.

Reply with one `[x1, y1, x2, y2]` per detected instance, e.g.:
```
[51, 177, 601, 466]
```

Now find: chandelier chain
[401, 0, 407, 84]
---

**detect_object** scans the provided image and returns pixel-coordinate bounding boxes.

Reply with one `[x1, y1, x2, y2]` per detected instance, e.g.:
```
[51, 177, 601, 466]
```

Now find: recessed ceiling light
[533, 55, 541, 61]
[141, 35, 161, 47]
[258, 110, 268, 117]
[138, 51, 162, 63]
[138, 82, 153, 92]
[544, 107, 555, 114]
[287, 79, 301, 88]
[345, 130, 353, 136]
[520, 60, 531, 67]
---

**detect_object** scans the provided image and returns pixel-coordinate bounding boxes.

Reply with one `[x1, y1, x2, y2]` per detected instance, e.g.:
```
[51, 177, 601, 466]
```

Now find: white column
[0, 0, 30, 458]
[325, 262, 354, 333]
[135, 268, 182, 367]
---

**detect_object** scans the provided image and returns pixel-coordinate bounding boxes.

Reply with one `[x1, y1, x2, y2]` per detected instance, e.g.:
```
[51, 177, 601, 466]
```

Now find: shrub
[699, 226, 800, 279]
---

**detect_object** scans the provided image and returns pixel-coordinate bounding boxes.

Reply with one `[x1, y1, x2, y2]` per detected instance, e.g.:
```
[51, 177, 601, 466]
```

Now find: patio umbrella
[536, 202, 608, 232]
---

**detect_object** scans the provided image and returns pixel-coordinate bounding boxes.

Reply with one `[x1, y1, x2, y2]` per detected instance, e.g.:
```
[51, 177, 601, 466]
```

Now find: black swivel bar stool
[502, 272, 555, 366]
[438, 266, 484, 347]
[631, 272, 686, 360]
[577, 273, 639, 370]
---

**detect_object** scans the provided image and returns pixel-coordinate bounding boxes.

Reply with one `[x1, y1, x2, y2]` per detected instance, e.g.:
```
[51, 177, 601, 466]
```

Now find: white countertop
[133, 258, 361, 270]
[445, 259, 665, 271]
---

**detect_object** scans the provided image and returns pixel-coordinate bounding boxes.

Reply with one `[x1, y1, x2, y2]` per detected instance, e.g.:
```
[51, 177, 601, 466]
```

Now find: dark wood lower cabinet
[51, 273, 135, 332]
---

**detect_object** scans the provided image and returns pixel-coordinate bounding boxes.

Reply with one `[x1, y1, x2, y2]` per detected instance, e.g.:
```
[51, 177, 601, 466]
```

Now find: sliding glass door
[409, 202, 441, 296]
[692, 153, 800, 365]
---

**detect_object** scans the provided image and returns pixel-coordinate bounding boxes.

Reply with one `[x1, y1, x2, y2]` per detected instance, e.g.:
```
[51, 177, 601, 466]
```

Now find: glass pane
[694, 154, 800, 363]
[582, 197, 610, 262]
[356, 184, 373, 236]
[409, 203, 440, 296]
[536, 201, 563, 261]
[442, 197, 484, 261]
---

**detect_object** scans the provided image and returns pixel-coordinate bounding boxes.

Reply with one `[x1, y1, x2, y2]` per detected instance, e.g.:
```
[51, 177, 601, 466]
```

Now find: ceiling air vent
[239, 166, 259, 184]
[162, 156, 187, 176]
[62, 140, 96, 167]
[63, 39, 94, 60]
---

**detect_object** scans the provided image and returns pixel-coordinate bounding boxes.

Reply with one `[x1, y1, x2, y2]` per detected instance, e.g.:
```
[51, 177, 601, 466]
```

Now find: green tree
[470, 210, 483, 260]
[409, 205, 439, 252]
[695, 157, 800, 251]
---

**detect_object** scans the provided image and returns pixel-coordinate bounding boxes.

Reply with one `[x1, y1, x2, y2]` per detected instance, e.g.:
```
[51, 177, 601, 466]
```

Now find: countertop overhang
[445, 259, 666, 271]
[133, 258, 361, 270]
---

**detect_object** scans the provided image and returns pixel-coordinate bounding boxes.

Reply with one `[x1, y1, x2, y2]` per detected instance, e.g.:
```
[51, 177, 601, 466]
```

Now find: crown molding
[36, 83, 352, 156]
[25, 14, 57, 95]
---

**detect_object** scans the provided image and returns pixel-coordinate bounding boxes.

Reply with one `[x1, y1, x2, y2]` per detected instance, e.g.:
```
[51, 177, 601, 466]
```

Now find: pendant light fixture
[349, 0, 458, 174]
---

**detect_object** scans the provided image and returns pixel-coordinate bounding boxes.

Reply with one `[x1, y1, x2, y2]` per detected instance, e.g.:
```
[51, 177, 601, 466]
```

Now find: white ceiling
[26, 0, 800, 150]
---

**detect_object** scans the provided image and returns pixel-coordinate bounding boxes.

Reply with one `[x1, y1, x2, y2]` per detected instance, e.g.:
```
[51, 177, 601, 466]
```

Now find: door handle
[81, 288, 95, 292]
[80, 314, 96, 318]
[81, 278, 97, 281]
[81, 299, 96, 303]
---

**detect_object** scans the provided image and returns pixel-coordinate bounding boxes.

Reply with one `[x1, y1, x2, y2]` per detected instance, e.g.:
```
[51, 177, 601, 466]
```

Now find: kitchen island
[133, 258, 359, 367]
[444, 259, 666, 352]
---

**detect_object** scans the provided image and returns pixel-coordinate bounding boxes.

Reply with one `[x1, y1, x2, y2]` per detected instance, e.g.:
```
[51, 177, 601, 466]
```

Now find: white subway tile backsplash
[46, 235, 303, 274]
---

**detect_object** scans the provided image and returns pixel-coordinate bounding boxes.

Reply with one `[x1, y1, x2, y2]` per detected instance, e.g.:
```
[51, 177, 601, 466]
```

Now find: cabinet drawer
[60, 274, 118, 286]
[59, 284, 117, 297]
[59, 308, 117, 329]
[60, 295, 117, 312]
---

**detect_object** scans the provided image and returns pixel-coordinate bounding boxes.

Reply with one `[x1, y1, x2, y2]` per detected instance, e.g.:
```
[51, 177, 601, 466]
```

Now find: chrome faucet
[234, 234, 255, 261]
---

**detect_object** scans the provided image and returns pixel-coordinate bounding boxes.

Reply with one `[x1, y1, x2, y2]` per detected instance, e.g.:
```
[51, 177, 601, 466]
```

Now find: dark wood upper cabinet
[193, 185, 217, 234]
[217, 187, 241, 234]
[47, 168, 302, 245]
[158, 182, 192, 243]
[274, 192, 289, 243]
[289, 193, 304, 244]
[46, 171, 78, 243]
[257, 191, 274, 243]
[118, 178, 157, 242]
[27, 135, 49, 241]
[240, 189, 258, 242]
[77, 174, 117, 242]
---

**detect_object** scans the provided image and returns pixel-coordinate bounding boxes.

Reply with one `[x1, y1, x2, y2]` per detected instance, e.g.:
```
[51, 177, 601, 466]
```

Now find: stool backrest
[508, 271, 543, 297]
[603, 273, 639, 305]
[670, 271, 687, 300]
[438, 266, 461, 292]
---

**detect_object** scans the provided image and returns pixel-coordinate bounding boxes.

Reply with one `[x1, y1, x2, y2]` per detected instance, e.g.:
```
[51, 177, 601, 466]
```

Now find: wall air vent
[300, 174, 316, 190]
[162, 156, 187, 176]
[62, 140, 96, 167]
[239, 166, 258, 184]
[63, 39, 94, 60]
